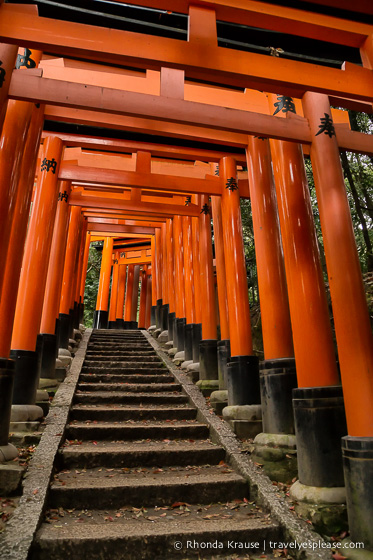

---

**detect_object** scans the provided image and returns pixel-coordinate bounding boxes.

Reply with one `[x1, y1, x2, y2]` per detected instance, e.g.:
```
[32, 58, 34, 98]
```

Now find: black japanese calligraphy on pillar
[58, 190, 69, 203]
[185, 196, 192, 206]
[225, 177, 238, 191]
[315, 113, 336, 138]
[0, 61, 6, 88]
[273, 95, 296, 116]
[200, 203, 211, 215]
[114, 259, 119, 265]
[214, 165, 219, 176]
[41, 157, 57, 174]
[16, 48, 36, 69]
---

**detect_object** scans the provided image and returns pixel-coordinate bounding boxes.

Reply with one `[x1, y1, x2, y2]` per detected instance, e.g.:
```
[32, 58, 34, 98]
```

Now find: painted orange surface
[211, 189, 230, 341]
[95, 236, 113, 312]
[199, 195, 217, 340]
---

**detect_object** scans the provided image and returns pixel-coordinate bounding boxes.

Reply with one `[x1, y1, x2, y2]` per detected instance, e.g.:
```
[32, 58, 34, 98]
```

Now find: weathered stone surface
[0, 464, 25, 493]
[196, 379, 219, 396]
[38, 379, 58, 390]
[290, 480, 346, 504]
[58, 349, 71, 357]
[210, 390, 228, 403]
[164, 341, 173, 348]
[0, 444, 18, 463]
[223, 404, 262, 421]
[340, 539, 373, 560]
[180, 360, 193, 370]
[152, 328, 162, 338]
[227, 419, 263, 439]
[186, 362, 200, 373]
[157, 330, 169, 343]
[254, 432, 297, 449]
[9, 422, 41, 433]
[58, 355, 72, 367]
[10, 405, 44, 422]
[167, 347, 177, 357]
[36, 390, 49, 402]
[252, 433, 298, 484]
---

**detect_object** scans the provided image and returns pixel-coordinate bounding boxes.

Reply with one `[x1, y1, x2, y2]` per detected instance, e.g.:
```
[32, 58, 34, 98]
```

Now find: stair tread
[62, 440, 220, 451]
[68, 421, 202, 427]
[71, 404, 195, 410]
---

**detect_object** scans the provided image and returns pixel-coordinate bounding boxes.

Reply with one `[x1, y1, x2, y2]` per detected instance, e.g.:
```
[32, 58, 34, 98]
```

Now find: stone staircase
[31, 330, 281, 559]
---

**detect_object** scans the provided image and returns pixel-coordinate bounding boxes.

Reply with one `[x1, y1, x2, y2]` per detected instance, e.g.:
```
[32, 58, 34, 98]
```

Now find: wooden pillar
[173, 215, 186, 350]
[73, 217, 88, 324]
[115, 264, 127, 328]
[138, 266, 148, 329]
[0, 43, 18, 133]
[303, 92, 373, 437]
[10, 136, 64, 404]
[94, 237, 113, 329]
[79, 230, 91, 323]
[166, 218, 176, 341]
[0, 104, 44, 359]
[155, 227, 163, 327]
[150, 236, 157, 325]
[145, 273, 152, 329]
[124, 264, 135, 327]
[131, 265, 140, 325]
[182, 216, 196, 325]
[108, 254, 119, 329]
[211, 193, 230, 342]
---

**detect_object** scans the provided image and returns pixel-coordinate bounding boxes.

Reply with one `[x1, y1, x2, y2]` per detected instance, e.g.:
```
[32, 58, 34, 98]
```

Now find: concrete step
[77, 383, 182, 393]
[84, 356, 161, 364]
[59, 441, 226, 468]
[65, 421, 209, 441]
[74, 392, 190, 405]
[33, 513, 280, 560]
[79, 374, 175, 384]
[49, 465, 247, 508]
[70, 405, 198, 422]
[85, 351, 157, 357]
[81, 366, 167, 374]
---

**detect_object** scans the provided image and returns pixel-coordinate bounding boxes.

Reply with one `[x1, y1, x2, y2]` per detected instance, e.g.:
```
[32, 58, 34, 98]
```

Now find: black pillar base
[108, 321, 118, 329]
[0, 358, 15, 445]
[73, 301, 80, 329]
[217, 339, 231, 390]
[342, 436, 373, 549]
[227, 355, 260, 406]
[260, 357, 297, 434]
[54, 318, 61, 358]
[10, 349, 39, 405]
[156, 299, 162, 329]
[192, 323, 202, 363]
[130, 321, 138, 329]
[161, 303, 169, 332]
[167, 312, 176, 342]
[115, 319, 125, 329]
[93, 310, 108, 330]
[68, 308, 75, 338]
[199, 339, 218, 380]
[79, 302, 85, 324]
[293, 385, 347, 487]
[123, 321, 132, 330]
[58, 313, 70, 349]
[39, 333, 58, 380]
[176, 318, 186, 351]
[151, 305, 157, 326]
[184, 323, 196, 361]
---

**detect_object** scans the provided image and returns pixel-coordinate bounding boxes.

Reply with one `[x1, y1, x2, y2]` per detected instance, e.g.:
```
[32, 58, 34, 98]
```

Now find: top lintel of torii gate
[1, 2, 373, 103]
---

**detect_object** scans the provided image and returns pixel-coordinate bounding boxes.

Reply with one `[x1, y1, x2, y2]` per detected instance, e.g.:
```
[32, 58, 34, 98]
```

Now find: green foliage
[83, 243, 102, 327]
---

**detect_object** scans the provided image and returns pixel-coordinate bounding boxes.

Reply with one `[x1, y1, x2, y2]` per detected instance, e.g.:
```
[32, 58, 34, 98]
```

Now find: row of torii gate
[0, 0, 373, 548]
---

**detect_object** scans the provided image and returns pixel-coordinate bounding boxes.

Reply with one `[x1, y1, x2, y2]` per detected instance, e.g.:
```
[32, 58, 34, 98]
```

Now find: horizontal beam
[2, 5, 372, 101]
[87, 222, 155, 234]
[71, 192, 201, 217]
[59, 163, 221, 195]
[11, 73, 311, 143]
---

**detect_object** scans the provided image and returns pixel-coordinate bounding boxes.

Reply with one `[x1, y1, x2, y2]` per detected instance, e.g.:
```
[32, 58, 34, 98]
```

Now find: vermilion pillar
[138, 266, 148, 329]
[199, 195, 219, 380]
[73, 217, 88, 328]
[155, 227, 163, 328]
[166, 218, 176, 341]
[246, 137, 296, 435]
[130, 265, 140, 327]
[108, 255, 119, 329]
[79, 231, 92, 317]
[11, 136, 64, 405]
[145, 273, 152, 329]
[160, 223, 169, 331]
[94, 237, 113, 329]
[39, 181, 72, 377]
[220, 157, 260, 405]
[150, 236, 157, 325]
[183, 216, 196, 361]
[0, 43, 18, 134]
[124, 264, 135, 328]
[59, 206, 83, 347]
[0, 104, 44, 360]
[173, 215, 186, 351]
[191, 210, 203, 362]
[115, 264, 126, 329]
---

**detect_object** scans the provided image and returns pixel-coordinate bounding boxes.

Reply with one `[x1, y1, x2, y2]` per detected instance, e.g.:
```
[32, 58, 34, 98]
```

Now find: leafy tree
[83, 242, 102, 327]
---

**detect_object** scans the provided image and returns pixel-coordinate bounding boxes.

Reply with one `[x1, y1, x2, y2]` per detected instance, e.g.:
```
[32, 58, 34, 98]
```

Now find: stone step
[84, 356, 161, 364]
[70, 405, 198, 422]
[74, 392, 189, 405]
[85, 350, 157, 356]
[33, 514, 280, 560]
[60, 441, 226, 469]
[77, 383, 182, 393]
[84, 359, 163, 367]
[65, 421, 209, 441]
[81, 366, 167, 374]
[49, 466, 247, 508]
[79, 374, 175, 384]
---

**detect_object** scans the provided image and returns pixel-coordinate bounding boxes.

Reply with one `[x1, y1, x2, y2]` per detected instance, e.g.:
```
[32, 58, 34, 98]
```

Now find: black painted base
[342, 436, 373, 549]
[176, 318, 186, 352]
[79, 302, 85, 324]
[192, 323, 202, 363]
[0, 358, 15, 445]
[68, 308, 75, 338]
[217, 339, 231, 390]
[293, 385, 347, 487]
[151, 306, 157, 327]
[260, 357, 297, 434]
[173, 317, 178, 348]
[199, 339, 218, 381]
[115, 319, 125, 329]
[39, 333, 58, 379]
[123, 321, 132, 330]
[156, 299, 162, 329]
[73, 301, 80, 329]
[161, 303, 169, 332]
[184, 323, 196, 361]
[93, 310, 109, 330]
[10, 349, 39, 405]
[58, 313, 70, 349]
[167, 312, 176, 342]
[108, 321, 118, 329]
[130, 321, 138, 329]
[227, 355, 260, 406]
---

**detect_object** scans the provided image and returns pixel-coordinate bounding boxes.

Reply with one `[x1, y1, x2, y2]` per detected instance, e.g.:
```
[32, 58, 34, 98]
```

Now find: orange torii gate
[0, 0, 372, 547]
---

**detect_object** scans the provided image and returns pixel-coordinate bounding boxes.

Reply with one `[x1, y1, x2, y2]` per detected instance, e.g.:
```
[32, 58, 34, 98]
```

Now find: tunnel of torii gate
[0, 0, 372, 550]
